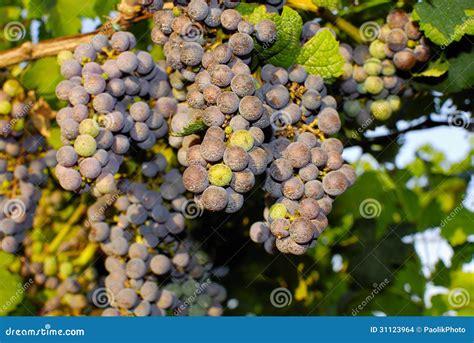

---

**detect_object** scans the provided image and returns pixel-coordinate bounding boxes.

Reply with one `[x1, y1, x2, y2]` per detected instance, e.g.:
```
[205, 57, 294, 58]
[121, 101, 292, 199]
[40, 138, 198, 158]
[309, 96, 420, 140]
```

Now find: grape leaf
[412, 58, 449, 77]
[413, 0, 474, 47]
[0, 268, 23, 316]
[25, 0, 55, 19]
[441, 208, 474, 246]
[296, 29, 345, 80]
[47, 0, 97, 36]
[312, 0, 340, 10]
[432, 50, 474, 93]
[235, 2, 260, 17]
[22, 57, 62, 101]
[170, 119, 206, 137]
[246, 6, 303, 68]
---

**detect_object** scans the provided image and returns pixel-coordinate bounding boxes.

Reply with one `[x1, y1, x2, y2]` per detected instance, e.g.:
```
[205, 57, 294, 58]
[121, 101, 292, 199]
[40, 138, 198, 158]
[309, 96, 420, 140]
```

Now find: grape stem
[48, 203, 88, 254]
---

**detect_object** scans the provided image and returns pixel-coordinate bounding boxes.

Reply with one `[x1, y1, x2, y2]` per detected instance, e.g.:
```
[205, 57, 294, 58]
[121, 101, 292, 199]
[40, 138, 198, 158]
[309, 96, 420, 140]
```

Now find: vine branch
[0, 5, 152, 69]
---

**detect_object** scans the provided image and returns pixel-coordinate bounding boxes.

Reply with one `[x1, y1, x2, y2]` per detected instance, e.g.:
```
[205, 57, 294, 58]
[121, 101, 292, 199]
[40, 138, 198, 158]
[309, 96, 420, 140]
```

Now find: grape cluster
[86, 156, 226, 316]
[151, 0, 277, 73]
[55, 32, 174, 196]
[338, 9, 430, 124]
[177, 64, 273, 213]
[0, 79, 56, 253]
[243, 63, 356, 255]
[22, 191, 99, 315]
[0, 79, 31, 137]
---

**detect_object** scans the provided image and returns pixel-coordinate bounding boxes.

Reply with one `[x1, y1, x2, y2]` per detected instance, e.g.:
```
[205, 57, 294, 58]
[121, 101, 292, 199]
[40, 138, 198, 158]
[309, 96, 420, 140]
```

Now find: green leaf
[432, 49, 474, 93]
[0, 268, 23, 316]
[170, 119, 206, 137]
[413, 0, 474, 47]
[25, 0, 56, 19]
[235, 2, 260, 17]
[47, 127, 63, 150]
[246, 6, 303, 68]
[0, 6, 22, 25]
[296, 29, 345, 80]
[412, 58, 449, 77]
[0, 251, 14, 268]
[47, 0, 97, 36]
[441, 208, 474, 246]
[312, 0, 340, 10]
[22, 57, 62, 101]
[94, 0, 116, 17]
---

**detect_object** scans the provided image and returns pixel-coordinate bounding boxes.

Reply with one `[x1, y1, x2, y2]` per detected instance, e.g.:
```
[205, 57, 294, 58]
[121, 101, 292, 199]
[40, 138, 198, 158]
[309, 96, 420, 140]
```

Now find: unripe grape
[363, 58, 383, 76]
[74, 134, 97, 157]
[208, 163, 233, 187]
[369, 40, 386, 59]
[79, 118, 100, 137]
[364, 76, 384, 95]
[269, 203, 287, 220]
[370, 99, 392, 120]
[229, 130, 254, 151]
